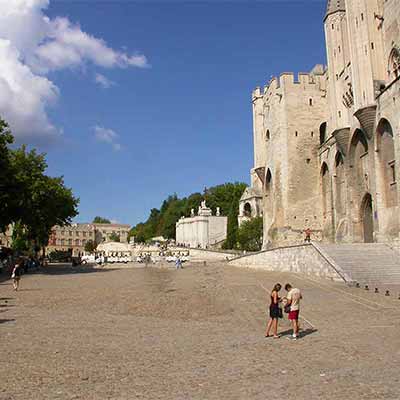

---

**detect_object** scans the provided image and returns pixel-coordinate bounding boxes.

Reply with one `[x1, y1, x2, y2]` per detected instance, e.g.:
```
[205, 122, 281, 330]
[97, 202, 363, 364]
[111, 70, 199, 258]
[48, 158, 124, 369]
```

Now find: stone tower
[243, 0, 400, 248]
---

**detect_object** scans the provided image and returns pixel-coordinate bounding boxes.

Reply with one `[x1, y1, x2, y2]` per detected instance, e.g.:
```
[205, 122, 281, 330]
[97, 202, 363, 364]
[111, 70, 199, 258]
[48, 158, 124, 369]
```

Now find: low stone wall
[228, 244, 345, 282]
[181, 248, 239, 262]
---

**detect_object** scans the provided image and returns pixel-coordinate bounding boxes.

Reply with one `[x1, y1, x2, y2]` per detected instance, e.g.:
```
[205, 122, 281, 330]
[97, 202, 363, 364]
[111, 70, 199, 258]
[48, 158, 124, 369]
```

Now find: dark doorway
[361, 193, 374, 243]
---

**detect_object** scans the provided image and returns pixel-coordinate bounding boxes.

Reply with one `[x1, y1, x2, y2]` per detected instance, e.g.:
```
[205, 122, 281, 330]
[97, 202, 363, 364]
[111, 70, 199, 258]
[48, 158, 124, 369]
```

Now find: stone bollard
[365, 285, 369, 291]
[385, 290, 390, 296]
[374, 288, 379, 293]
[355, 282, 360, 288]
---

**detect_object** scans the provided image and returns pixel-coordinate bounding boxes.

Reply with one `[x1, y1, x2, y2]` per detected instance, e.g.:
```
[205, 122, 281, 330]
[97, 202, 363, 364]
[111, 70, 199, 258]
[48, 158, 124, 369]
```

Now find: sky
[0, 0, 328, 226]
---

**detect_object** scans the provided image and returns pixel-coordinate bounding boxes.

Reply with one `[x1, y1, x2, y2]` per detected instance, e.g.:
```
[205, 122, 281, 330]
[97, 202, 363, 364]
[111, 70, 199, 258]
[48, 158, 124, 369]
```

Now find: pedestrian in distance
[11, 259, 23, 291]
[304, 228, 312, 243]
[265, 283, 283, 338]
[175, 257, 182, 270]
[284, 283, 302, 340]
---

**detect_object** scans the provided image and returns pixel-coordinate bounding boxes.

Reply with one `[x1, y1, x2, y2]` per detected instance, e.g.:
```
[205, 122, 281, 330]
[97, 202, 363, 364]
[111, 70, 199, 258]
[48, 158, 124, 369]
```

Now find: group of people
[265, 283, 302, 340]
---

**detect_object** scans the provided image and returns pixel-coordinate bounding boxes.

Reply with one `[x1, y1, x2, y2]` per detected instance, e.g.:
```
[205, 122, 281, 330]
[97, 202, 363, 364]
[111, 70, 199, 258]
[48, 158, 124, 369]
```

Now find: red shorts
[288, 310, 299, 320]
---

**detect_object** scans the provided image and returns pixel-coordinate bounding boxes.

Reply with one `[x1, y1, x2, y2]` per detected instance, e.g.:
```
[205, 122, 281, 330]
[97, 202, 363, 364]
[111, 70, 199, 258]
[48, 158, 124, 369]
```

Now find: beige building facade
[242, 0, 400, 248]
[46, 223, 130, 256]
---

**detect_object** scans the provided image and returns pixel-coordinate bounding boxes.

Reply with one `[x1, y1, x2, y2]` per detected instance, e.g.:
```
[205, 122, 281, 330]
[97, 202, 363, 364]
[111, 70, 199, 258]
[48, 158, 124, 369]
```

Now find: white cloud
[0, 0, 148, 144]
[94, 125, 122, 151]
[30, 17, 149, 73]
[94, 73, 115, 89]
[0, 39, 60, 144]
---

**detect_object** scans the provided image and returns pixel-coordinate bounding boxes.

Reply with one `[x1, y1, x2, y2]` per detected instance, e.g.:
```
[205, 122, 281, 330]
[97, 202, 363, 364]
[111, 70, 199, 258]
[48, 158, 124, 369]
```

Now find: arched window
[388, 47, 400, 81]
[266, 130, 270, 140]
[244, 202, 252, 217]
[321, 163, 331, 220]
[376, 118, 397, 207]
[335, 152, 345, 216]
[264, 169, 273, 218]
[265, 169, 272, 195]
[319, 122, 327, 145]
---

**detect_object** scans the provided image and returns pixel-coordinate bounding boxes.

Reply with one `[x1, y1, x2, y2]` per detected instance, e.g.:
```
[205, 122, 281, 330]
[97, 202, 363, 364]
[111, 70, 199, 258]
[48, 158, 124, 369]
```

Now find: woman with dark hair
[265, 283, 282, 338]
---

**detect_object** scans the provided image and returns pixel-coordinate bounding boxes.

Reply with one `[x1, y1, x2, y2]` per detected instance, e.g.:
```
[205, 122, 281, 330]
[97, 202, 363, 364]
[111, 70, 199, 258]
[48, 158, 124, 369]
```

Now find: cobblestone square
[1, 263, 400, 400]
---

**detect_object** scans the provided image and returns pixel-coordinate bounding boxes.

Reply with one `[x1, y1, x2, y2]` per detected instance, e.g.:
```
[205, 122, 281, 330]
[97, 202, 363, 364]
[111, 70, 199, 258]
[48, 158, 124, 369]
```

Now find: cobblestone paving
[1, 262, 400, 400]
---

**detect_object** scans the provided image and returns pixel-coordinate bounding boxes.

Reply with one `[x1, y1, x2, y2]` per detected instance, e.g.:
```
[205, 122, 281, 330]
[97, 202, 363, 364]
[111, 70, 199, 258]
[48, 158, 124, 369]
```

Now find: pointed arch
[376, 118, 397, 207]
[360, 193, 374, 242]
[334, 151, 345, 216]
[320, 162, 331, 221]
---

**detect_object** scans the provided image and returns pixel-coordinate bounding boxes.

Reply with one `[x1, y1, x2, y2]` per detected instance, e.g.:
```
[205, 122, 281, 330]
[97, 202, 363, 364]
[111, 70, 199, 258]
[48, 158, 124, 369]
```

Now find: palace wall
[241, 0, 400, 248]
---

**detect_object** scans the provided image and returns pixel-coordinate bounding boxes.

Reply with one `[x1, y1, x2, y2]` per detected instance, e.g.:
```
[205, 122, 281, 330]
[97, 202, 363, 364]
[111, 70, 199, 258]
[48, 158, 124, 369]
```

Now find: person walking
[175, 256, 182, 270]
[265, 283, 282, 338]
[284, 283, 302, 340]
[11, 260, 23, 291]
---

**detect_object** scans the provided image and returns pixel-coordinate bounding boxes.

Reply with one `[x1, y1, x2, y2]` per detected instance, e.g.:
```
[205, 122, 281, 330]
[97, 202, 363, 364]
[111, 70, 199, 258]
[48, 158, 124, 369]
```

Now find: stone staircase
[315, 243, 400, 285]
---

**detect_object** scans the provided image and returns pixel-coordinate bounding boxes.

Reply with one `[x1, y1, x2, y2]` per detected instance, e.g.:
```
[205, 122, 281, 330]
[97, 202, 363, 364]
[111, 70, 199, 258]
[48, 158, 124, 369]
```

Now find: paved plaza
[1, 262, 400, 400]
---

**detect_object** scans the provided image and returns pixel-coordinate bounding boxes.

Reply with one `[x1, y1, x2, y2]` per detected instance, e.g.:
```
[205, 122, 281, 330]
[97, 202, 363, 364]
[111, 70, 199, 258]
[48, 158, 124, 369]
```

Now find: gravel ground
[1, 261, 400, 400]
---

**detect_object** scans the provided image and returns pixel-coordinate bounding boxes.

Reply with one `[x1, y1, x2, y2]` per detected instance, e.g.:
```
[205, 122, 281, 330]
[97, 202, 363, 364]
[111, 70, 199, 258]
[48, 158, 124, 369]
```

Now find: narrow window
[309, 98, 313, 106]
[295, 131, 298, 137]
[371, 42, 374, 50]
[338, 45, 341, 53]
[332, 24, 334, 30]
[389, 161, 396, 183]
[306, 158, 311, 164]
[311, 131, 314, 137]
[361, 13, 364, 21]
[338, 110, 342, 118]
[336, 74, 339, 80]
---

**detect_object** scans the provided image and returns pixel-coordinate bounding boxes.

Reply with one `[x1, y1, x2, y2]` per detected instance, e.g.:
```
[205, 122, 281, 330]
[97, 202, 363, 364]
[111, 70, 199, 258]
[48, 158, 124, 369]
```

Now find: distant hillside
[130, 182, 247, 247]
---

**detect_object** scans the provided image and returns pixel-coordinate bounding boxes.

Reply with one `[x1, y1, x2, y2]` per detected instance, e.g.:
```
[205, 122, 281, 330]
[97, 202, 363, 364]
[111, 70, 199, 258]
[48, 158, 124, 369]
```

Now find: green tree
[10, 145, 79, 255]
[0, 119, 18, 232]
[223, 201, 239, 249]
[0, 117, 79, 255]
[109, 232, 120, 242]
[93, 216, 111, 224]
[237, 217, 263, 251]
[129, 182, 247, 243]
[84, 240, 97, 253]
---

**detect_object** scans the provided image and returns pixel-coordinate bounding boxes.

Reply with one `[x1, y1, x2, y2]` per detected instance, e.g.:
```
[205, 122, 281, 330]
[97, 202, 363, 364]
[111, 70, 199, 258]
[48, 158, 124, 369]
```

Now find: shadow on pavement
[279, 328, 318, 338]
[36, 264, 119, 276]
[0, 319, 15, 325]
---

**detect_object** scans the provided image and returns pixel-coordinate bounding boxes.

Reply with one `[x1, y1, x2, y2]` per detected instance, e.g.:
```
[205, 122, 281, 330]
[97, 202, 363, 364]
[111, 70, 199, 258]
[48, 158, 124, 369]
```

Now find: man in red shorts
[285, 283, 302, 340]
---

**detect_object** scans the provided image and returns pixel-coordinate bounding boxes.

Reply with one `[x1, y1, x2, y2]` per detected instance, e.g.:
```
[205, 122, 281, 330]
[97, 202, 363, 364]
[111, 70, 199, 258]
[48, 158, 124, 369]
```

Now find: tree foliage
[0, 117, 79, 254]
[0, 120, 17, 231]
[93, 216, 111, 224]
[236, 217, 263, 251]
[109, 232, 120, 242]
[84, 240, 97, 253]
[129, 183, 247, 246]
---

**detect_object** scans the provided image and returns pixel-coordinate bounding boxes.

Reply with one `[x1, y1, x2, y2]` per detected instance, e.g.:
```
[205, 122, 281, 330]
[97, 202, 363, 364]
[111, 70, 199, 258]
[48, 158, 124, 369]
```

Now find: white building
[176, 201, 228, 249]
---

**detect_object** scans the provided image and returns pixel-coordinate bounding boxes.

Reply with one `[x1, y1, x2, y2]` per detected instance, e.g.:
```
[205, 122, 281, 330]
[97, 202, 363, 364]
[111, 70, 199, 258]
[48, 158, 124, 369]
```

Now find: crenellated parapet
[252, 65, 327, 102]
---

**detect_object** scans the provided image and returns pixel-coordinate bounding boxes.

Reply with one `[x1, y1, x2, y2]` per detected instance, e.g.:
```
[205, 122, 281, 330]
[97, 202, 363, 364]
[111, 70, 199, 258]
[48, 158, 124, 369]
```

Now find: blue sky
[2, 1, 328, 226]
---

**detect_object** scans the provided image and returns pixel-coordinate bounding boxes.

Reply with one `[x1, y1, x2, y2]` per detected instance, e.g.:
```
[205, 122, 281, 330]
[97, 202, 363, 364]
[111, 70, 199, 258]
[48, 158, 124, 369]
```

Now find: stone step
[317, 242, 400, 285]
